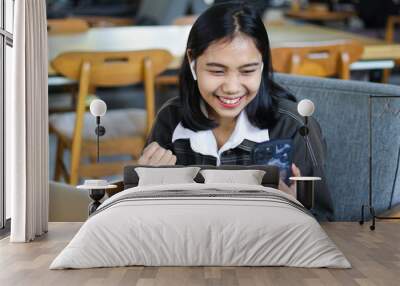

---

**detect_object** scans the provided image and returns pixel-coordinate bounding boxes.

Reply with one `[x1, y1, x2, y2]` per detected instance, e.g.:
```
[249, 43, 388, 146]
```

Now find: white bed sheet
[50, 183, 350, 269]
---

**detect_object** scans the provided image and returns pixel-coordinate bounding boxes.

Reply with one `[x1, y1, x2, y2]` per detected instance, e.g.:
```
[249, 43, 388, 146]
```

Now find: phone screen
[252, 139, 293, 185]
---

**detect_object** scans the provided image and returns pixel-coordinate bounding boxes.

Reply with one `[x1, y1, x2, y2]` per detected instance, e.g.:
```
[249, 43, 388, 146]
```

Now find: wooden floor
[0, 221, 399, 286]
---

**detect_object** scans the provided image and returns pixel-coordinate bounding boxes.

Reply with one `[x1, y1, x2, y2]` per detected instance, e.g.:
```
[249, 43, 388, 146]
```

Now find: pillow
[123, 165, 280, 189]
[135, 166, 201, 186]
[200, 169, 266, 185]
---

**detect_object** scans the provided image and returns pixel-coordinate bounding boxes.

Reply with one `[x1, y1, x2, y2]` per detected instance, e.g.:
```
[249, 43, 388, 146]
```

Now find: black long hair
[179, 1, 296, 131]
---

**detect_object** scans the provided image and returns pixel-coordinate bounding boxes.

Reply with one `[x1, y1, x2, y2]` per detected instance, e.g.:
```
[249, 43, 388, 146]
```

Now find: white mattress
[50, 183, 350, 269]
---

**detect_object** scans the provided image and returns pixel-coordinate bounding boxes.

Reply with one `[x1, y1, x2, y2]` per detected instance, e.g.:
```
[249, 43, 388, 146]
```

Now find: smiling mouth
[214, 95, 245, 106]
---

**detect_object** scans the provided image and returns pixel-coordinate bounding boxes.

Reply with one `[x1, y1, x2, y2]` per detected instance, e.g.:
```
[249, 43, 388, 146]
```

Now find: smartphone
[251, 139, 293, 185]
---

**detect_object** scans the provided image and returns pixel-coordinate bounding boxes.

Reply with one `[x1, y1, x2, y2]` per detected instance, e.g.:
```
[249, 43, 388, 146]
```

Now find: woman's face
[194, 33, 263, 122]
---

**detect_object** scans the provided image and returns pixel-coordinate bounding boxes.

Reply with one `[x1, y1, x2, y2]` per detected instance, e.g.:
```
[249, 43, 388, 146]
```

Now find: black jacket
[146, 96, 334, 221]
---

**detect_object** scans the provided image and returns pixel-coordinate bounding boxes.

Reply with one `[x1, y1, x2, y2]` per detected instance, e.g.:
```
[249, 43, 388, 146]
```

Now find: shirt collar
[172, 110, 269, 165]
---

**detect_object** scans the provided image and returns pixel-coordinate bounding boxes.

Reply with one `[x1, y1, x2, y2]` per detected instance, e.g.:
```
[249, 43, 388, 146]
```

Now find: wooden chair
[49, 50, 173, 185]
[271, 41, 364, 80]
[47, 18, 89, 34]
[382, 15, 400, 83]
[73, 16, 134, 27]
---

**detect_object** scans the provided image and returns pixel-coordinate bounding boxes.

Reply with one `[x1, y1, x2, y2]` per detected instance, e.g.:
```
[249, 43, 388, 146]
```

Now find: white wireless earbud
[190, 60, 197, 81]
[260, 62, 264, 72]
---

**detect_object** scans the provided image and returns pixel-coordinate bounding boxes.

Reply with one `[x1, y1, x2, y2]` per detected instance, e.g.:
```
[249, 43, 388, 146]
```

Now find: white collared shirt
[172, 111, 269, 165]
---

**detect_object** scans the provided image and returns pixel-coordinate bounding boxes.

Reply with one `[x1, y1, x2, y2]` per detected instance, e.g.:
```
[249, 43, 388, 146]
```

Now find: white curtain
[8, 0, 49, 242]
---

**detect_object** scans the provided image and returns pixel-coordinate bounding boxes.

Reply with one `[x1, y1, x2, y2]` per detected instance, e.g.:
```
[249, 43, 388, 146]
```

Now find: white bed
[50, 183, 350, 269]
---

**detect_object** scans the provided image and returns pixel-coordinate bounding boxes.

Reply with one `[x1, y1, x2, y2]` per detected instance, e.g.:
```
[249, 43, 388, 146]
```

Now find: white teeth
[218, 96, 242, 105]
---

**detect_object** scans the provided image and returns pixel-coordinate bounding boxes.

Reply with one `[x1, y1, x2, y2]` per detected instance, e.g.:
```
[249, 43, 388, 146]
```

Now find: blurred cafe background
[46, 0, 400, 184]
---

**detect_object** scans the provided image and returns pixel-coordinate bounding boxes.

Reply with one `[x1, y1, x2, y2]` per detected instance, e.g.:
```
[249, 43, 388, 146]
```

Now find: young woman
[138, 2, 333, 220]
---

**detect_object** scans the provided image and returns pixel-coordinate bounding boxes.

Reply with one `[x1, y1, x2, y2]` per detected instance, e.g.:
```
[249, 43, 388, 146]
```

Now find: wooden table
[48, 23, 400, 75]
[48, 25, 191, 75]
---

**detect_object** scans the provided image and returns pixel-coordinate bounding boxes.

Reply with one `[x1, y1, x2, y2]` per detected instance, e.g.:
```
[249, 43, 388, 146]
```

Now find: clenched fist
[138, 142, 177, 166]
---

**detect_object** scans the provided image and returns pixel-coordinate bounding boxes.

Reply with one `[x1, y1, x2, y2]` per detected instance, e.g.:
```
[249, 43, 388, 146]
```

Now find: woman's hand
[138, 142, 177, 166]
[278, 163, 301, 198]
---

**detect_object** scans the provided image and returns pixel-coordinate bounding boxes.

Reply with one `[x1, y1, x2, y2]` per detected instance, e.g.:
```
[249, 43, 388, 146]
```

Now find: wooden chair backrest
[51, 50, 173, 87]
[47, 18, 89, 34]
[271, 41, 364, 80]
[385, 15, 400, 43]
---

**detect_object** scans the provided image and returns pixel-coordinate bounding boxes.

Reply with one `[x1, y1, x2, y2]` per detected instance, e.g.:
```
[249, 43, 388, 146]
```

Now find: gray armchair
[274, 73, 400, 221]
